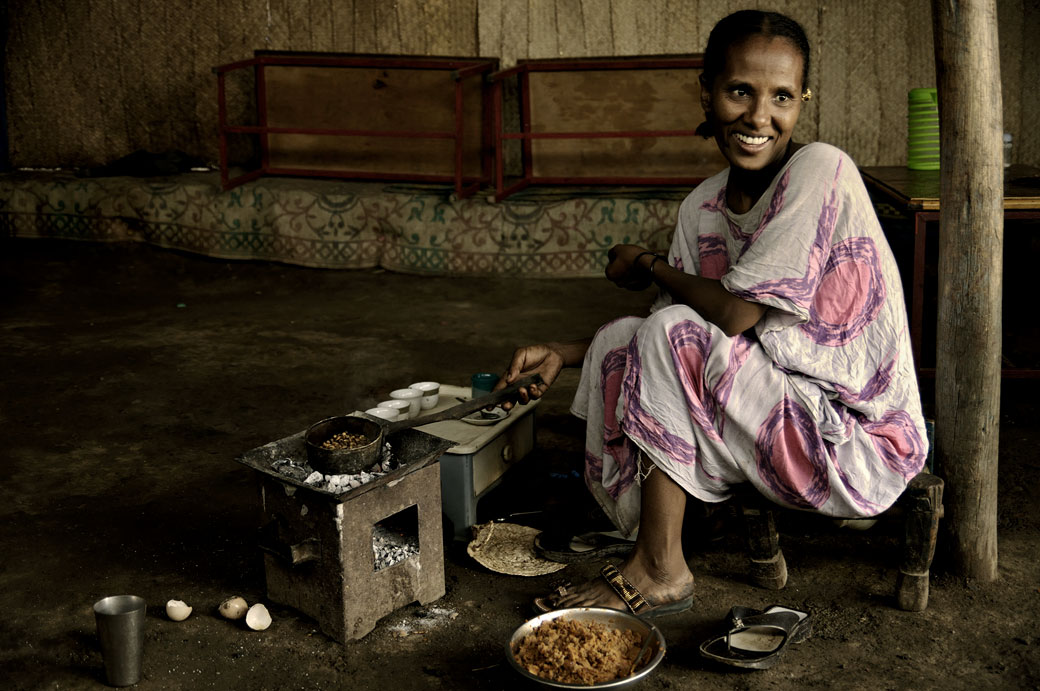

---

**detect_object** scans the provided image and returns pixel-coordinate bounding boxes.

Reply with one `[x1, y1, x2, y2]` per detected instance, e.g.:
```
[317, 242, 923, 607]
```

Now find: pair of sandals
[534, 561, 811, 670]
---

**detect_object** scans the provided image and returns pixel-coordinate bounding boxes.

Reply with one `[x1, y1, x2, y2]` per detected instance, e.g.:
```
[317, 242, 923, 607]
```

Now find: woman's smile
[702, 34, 805, 175]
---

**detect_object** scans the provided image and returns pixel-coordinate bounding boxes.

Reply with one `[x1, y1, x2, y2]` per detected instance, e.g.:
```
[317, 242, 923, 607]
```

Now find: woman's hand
[494, 344, 564, 411]
[494, 339, 592, 411]
[605, 244, 655, 291]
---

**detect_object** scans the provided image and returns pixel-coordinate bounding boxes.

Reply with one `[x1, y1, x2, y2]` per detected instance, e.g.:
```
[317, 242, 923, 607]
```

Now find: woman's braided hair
[701, 10, 811, 92]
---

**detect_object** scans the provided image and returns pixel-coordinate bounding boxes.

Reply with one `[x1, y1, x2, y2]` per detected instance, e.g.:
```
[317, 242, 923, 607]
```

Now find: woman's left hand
[605, 244, 654, 291]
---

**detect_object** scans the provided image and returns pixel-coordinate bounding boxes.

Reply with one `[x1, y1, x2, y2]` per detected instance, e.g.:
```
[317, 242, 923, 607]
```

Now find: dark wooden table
[859, 164, 1040, 378]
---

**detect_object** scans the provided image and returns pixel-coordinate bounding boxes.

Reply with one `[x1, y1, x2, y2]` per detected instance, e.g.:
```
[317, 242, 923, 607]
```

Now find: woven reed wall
[5, 0, 1038, 169]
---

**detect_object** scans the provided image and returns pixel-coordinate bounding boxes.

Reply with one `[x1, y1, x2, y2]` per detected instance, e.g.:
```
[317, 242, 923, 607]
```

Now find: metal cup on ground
[93, 595, 146, 687]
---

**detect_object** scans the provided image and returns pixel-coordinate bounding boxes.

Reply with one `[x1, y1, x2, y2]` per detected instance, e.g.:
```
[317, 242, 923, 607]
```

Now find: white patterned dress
[571, 143, 928, 537]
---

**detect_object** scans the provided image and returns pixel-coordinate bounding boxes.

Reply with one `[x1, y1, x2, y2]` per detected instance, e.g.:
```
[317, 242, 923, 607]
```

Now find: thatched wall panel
[3, 0, 1037, 168]
[1022, 1, 1040, 166]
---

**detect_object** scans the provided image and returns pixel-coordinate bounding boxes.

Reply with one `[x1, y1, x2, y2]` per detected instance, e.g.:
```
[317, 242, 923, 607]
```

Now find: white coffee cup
[366, 407, 398, 421]
[378, 399, 411, 421]
[389, 389, 422, 419]
[409, 381, 440, 410]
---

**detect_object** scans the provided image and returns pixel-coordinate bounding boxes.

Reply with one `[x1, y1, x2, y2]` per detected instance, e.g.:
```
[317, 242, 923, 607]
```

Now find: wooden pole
[930, 0, 1002, 580]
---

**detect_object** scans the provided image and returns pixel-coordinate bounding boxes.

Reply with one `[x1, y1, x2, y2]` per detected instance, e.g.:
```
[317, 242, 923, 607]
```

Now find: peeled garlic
[165, 599, 193, 621]
[219, 595, 248, 620]
[245, 603, 272, 631]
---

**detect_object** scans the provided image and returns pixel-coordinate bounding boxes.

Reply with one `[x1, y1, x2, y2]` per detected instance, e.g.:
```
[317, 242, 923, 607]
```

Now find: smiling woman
[698, 11, 811, 212]
[494, 10, 928, 652]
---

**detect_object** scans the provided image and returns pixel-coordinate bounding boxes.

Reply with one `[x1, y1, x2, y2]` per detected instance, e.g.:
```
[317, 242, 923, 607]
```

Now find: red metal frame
[490, 55, 709, 201]
[213, 52, 498, 197]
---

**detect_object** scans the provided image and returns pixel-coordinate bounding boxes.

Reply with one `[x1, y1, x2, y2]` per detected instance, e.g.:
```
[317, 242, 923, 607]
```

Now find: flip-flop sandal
[532, 564, 693, 620]
[533, 529, 635, 563]
[698, 604, 812, 670]
[725, 604, 812, 643]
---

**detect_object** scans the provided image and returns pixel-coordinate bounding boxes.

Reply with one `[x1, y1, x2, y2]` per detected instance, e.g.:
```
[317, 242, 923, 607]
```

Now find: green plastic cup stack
[907, 87, 940, 170]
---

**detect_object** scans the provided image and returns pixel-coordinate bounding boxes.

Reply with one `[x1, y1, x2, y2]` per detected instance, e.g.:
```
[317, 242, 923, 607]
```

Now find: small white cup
[378, 399, 411, 421]
[366, 406, 398, 421]
[390, 389, 422, 419]
[409, 381, 440, 410]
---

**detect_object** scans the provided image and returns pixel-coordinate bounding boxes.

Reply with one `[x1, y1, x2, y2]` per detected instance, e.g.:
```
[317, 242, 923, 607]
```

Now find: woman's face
[701, 34, 805, 173]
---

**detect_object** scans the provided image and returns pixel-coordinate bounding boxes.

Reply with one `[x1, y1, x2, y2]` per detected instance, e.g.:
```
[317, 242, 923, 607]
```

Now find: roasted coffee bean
[320, 431, 369, 450]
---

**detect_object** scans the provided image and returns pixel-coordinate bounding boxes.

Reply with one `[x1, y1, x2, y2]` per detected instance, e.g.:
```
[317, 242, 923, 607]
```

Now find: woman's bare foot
[542, 549, 695, 613]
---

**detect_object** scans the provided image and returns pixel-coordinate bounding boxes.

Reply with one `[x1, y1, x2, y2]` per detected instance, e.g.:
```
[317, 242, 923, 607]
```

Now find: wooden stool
[739, 472, 945, 611]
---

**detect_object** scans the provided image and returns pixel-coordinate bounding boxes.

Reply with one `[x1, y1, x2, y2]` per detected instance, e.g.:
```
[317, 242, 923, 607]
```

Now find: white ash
[270, 458, 312, 482]
[271, 444, 403, 494]
[372, 524, 419, 571]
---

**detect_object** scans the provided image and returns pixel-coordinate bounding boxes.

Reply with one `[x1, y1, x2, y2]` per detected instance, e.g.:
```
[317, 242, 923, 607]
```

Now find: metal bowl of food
[304, 415, 383, 475]
[505, 607, 665, 689]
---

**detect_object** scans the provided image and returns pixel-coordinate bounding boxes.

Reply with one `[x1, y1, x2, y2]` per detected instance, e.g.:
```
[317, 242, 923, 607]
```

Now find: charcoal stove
[237, 425, 453, 643]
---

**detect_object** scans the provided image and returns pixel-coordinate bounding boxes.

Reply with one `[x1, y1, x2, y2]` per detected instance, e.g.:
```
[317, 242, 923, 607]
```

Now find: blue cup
[471, 373, 500, 398]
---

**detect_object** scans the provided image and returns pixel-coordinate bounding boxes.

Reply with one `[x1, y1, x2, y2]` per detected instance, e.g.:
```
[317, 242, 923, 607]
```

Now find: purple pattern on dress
[800, 237, 885, 346]
[828, 449, 884, 515]
[832, 354, 896, 404]
[755, 396, 831, 509]
[700, 186, 744, 241]
[711, 333, 754, 437]
[738, 168, 791, 258]
[620, 337, 724, 481]
[860, 411, 927, 480]
[730, 158, 845, 310]
[667, 320, 724, 442]
[598, 345, 639, 499]
[585, 448, 604, 484]
[697, 234, 729, 280]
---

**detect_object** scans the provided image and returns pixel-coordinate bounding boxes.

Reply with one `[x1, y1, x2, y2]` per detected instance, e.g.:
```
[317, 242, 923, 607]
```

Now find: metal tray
[236, 426, 454, 503]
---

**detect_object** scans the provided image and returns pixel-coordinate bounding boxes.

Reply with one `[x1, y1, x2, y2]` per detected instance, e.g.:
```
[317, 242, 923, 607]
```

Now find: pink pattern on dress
[755, 396, 831, 509]
[801, 236, 885, 346]
[668, 320, 723, 441]
[860, 411, 927, 480]
[698, 234, 729, 279]
[620, 336, 722, 480]
[594, 345, 640, 499]
[730, 158, 844, 309]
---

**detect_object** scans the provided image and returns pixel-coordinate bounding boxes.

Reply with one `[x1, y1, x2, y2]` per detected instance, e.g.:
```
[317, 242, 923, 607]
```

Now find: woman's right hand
[494, 343, 566, 411]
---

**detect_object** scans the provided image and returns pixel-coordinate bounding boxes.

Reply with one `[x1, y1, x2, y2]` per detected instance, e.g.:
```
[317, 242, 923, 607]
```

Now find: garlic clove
[166, 599, 193, 622]
[218, 595, 248, 620]
[245, 603, 272, 631]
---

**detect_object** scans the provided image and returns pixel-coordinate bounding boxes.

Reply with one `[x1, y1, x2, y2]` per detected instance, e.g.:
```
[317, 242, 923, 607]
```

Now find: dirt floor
[1, 237, 1038, 690]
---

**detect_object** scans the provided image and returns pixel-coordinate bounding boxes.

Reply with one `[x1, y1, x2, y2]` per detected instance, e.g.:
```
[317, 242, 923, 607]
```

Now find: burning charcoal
[304, 471, 325, 486]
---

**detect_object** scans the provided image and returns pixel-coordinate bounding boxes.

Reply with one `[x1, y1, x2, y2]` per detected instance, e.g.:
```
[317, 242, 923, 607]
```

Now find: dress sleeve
[720, 145, 850, 331]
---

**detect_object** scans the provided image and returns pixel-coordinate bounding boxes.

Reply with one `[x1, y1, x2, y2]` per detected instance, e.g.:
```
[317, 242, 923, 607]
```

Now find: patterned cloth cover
[0, 172, 687, 277]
